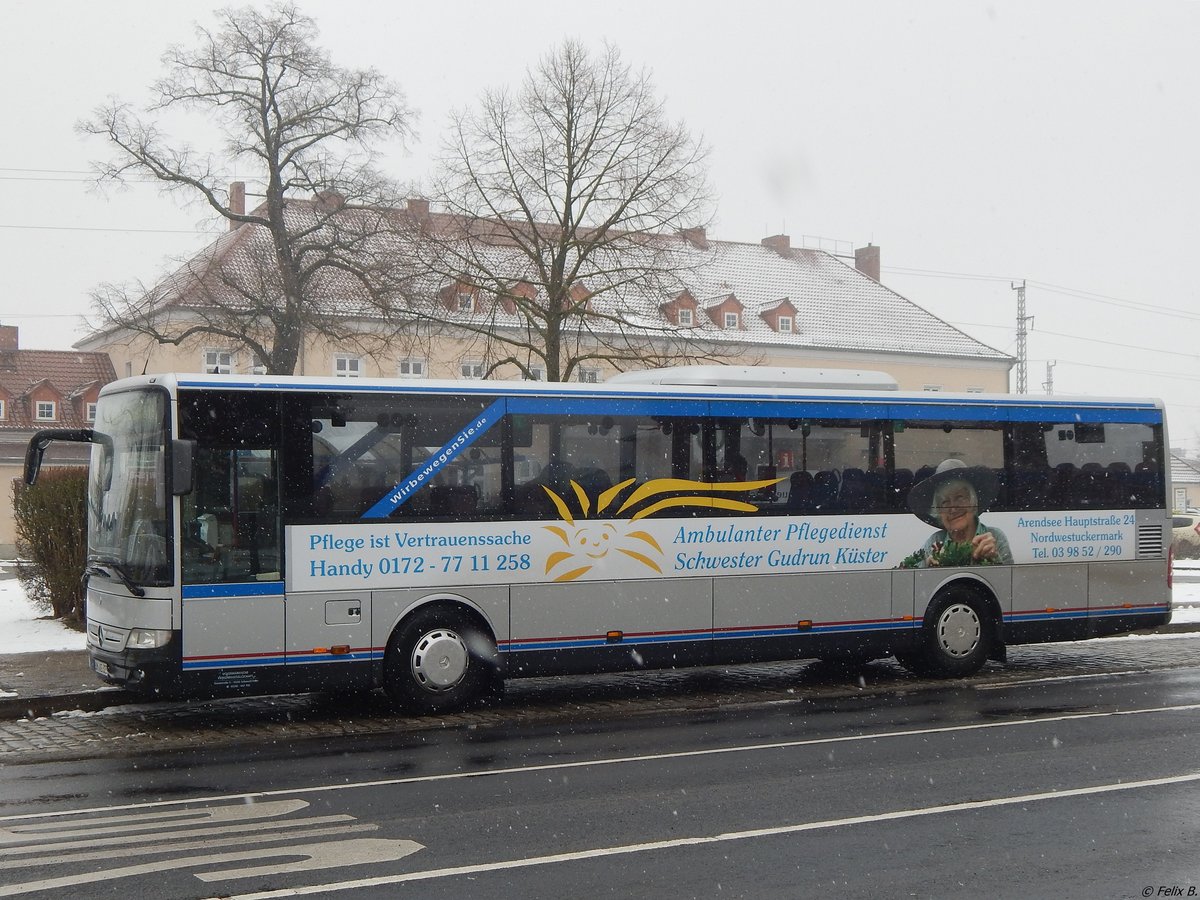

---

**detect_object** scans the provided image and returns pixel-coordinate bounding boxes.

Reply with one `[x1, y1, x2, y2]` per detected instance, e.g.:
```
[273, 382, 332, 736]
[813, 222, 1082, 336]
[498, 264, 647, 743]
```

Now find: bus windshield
[87, 388, 171, 587]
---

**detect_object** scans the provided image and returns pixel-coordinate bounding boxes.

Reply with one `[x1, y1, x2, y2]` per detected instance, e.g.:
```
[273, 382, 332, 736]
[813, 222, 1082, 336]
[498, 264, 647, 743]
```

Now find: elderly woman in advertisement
[905, 458, 1014, 567]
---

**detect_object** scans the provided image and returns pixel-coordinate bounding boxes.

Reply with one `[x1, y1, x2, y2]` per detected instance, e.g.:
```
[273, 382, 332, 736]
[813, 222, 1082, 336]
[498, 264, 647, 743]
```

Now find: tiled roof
[0, 348, 116, 431]
[80, 200, 1011, 365]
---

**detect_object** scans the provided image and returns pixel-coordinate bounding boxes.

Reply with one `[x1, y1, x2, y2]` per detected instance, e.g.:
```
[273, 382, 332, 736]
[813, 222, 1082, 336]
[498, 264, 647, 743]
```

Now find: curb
[0, 689, 134, 721]
[1, 621, 1198, 722]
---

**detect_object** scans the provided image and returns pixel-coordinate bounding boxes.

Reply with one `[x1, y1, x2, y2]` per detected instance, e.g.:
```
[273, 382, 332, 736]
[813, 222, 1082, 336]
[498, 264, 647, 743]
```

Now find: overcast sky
[4, 1, 1199, 452]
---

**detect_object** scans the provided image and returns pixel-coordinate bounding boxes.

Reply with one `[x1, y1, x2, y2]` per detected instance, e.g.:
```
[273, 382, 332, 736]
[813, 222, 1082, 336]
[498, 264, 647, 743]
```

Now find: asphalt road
[0, 654, 1197, 899]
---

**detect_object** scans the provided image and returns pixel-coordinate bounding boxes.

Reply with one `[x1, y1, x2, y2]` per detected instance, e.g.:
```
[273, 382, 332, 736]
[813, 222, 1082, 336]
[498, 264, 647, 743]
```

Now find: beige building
[76, 198, 1013, 395]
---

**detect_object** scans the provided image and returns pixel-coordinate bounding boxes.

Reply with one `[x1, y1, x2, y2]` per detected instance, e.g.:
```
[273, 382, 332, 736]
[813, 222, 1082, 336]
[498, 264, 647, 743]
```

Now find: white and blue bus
[25, 366, 1173, 712]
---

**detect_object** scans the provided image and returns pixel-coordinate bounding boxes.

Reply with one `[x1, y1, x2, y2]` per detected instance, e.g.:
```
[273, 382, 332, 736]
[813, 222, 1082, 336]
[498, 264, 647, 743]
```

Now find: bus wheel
[904, 587, 992, 678]
[384, 606, 501, 714]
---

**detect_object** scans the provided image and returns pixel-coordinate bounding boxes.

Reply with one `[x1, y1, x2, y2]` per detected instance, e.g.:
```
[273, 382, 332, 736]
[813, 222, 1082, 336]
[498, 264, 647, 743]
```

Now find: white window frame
[460, 359, 485, 380]
[203, 349, 234, 374]
[923, 384, 943, 392]
[724, 312, 740, 329]
[123, 362, 133, 378]
[966, 386, 984, 394]
[677, 308, 694, 327]
[0, 399, 6, 420]
[777, 315, 793, 333]
[577, 367, 601, 384]
[86, 402, 97, 422]
[456, 292, 474, 313]
[525, 365, 546, 381]
[250, 355, 268, 375]
[398, 358, 426, 379]
[35, 400, 56, 421]
[334, 355, 364, 378]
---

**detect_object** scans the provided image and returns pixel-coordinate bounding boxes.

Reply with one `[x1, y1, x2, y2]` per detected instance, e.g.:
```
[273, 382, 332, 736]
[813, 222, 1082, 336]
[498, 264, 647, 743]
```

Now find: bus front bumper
[87, 639, 181, 693]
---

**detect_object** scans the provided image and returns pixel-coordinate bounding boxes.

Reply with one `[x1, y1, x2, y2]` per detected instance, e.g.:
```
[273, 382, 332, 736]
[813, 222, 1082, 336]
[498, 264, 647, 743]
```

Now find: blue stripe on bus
[182, 582, 285, 599]
[362, 398, 507, 518]
[182, 650, 382, 670]
[174, 377, 1161, 425]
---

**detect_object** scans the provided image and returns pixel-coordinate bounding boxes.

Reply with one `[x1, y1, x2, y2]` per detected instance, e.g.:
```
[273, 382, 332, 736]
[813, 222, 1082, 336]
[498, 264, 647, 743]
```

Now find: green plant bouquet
[897, 539, 997, 569]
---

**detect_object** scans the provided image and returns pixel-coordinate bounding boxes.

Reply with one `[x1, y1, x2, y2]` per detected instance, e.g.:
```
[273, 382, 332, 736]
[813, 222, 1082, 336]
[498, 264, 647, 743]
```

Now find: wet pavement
[1, 628, 1198, 764]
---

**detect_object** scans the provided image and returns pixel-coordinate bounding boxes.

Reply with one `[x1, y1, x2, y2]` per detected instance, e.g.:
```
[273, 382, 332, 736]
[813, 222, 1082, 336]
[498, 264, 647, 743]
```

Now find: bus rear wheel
[384, 606, 502, 714]
[898, 587, 992, 678]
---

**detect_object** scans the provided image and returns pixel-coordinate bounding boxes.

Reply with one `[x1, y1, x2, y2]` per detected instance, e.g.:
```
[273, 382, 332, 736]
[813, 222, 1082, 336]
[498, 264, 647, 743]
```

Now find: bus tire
[902, 586, 992, 678]
[384, 605, 502, 714]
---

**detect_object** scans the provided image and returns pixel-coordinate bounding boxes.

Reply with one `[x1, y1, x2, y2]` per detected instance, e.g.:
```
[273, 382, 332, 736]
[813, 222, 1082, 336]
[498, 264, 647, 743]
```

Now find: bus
[25, 366, 1173, 713]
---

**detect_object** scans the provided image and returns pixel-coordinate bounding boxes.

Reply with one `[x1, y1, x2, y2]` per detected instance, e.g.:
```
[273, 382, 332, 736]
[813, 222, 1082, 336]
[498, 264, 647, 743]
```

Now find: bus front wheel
[898, 587, 992, 678]
[384, 605, 502, 714]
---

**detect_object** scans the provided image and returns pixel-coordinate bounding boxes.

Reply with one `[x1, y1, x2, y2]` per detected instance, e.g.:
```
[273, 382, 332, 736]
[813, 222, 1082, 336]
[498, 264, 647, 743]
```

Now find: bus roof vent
[608, 366, 899, 391]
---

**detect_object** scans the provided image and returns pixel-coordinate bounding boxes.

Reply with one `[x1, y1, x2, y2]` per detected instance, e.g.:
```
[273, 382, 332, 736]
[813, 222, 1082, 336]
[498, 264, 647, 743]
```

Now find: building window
[398, 358, 426, 379]
[456, 292, 474, 313]
[724, 312, 740, 329]
[966, 386, 984, 394]
[526, 366, 545, 381]
[460, 360, 485, 380]
[86, 402, 97, 422]
[250, 356, 268, 375]
[577, 368, 601, 384]
[0, 399, 6, 420]
[36, 401, 56, 421]
[204, 349, 234, 374]
[923, 384, 942, 392]
[334, 355, 363, 378]
[123, 362, 133, 378]
[777, 315, 793, 333]
[678, 308, 694, 326]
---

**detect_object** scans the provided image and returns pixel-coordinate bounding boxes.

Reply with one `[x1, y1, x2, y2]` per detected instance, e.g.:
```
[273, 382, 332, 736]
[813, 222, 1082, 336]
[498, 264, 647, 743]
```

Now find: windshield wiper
[85, 556, 146, 598]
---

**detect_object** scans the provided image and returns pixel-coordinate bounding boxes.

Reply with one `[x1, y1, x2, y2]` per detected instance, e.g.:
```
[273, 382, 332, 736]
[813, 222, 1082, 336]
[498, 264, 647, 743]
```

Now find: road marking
[0, 799, 307, 843]
[215, 770, 1200, 899]
[0, 823, 376, 870]
[0, 800, 421, 897]
[0, 814, 358, 857]
[0, 838, 423, 897]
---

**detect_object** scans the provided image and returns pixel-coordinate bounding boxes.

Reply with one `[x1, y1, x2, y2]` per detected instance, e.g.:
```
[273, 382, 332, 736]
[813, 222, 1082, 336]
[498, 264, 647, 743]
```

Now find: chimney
[0, 325, 17, 352]
[762, 234, 791, 256]
[855, 244, 881, 282]
[680, 226, 708, 249]
[407, 197, 430, 218]
[228, 181, 245, 231]
[314, 190, 345, 213]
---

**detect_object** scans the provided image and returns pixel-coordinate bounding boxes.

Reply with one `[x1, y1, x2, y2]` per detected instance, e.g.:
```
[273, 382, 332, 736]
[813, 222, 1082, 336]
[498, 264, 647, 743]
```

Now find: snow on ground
[0, 565, 1197, 657]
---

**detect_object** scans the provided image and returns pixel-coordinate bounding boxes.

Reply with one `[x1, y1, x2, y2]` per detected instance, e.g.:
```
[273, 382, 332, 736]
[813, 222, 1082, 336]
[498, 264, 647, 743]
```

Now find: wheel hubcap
[411, 629, 469, 691]
[936, 603, 981, 658]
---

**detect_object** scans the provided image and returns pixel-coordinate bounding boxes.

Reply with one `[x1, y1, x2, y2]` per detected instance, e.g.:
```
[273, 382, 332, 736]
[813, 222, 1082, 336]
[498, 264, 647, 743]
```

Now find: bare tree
[417, 40, 720, 382]
[80, 3, 415, 375]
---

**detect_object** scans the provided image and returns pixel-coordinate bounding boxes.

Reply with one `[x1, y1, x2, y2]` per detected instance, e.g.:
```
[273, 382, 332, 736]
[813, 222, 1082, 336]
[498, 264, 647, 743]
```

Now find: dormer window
[456, 292, 474, 313]
[0, 399, 6, 420]
[724, 312, 740, 329]
[36, 401, 56, 421]
[678, 309, 694, 326]
[86, 402, 97, 422]
[777, 316, 793, 333]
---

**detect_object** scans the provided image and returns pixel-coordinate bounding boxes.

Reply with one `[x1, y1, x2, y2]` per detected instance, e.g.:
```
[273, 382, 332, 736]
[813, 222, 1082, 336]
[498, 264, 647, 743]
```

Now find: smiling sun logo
[540, 475, 782, 582]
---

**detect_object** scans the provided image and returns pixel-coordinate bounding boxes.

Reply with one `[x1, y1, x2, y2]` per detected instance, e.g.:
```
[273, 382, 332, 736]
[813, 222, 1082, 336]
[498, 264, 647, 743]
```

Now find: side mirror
[24, 428, 94, 485]
[171, 439, 195, 496]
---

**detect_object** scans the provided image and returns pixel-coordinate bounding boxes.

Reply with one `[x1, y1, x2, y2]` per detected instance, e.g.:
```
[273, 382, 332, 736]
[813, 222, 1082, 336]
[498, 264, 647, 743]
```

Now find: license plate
[92, 660, 110, 677]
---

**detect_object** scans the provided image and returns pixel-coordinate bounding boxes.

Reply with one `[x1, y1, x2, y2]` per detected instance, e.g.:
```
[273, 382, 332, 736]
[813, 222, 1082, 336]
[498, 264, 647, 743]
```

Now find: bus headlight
[128, 628, 172, 649]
